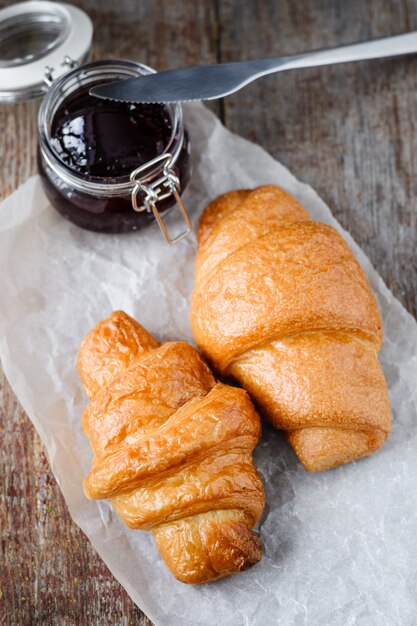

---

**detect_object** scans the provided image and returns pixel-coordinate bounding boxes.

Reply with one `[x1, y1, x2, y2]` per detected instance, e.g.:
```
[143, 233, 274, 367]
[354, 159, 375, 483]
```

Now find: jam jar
[0, 1, 192, 242]
[38, 59, 192, 242]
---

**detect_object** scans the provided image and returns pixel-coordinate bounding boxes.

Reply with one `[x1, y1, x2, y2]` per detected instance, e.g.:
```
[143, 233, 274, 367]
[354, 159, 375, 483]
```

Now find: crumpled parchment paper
[0, 103, 416, 626]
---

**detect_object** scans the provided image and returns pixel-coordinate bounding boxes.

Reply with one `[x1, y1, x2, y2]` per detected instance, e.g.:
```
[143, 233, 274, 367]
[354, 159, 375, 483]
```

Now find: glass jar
[37, 59, 192, 242]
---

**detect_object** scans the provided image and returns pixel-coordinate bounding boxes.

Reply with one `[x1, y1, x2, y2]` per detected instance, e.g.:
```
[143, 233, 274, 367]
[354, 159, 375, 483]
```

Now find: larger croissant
[77, 311, 264, 584]
[191, 186, 391, 472]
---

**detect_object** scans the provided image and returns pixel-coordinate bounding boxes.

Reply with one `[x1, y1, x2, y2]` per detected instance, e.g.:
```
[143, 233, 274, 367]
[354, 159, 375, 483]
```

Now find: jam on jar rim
[38, 59, 186, 197]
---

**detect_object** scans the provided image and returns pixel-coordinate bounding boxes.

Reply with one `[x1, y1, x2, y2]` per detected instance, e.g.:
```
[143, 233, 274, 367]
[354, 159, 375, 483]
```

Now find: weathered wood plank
[0, 1, 219, 623]
[0, 371, 151, 626]
[219, 0, 417, 317]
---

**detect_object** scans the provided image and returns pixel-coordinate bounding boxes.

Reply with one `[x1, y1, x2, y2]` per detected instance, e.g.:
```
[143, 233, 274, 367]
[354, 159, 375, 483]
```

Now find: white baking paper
[0, 103, 416, 626]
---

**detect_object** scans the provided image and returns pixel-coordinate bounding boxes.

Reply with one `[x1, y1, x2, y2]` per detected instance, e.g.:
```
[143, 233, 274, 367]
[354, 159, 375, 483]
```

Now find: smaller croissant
[77, 311, 265, 584]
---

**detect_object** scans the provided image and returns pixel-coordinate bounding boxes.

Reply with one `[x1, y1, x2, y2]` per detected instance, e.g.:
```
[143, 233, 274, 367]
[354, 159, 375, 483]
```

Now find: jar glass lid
[0, 1, 93, 103]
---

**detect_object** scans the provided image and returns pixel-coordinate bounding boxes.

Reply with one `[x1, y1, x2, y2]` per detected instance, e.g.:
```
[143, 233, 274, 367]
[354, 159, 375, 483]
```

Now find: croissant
[77, 311, 265, 584]
[191, 185, 391, 472]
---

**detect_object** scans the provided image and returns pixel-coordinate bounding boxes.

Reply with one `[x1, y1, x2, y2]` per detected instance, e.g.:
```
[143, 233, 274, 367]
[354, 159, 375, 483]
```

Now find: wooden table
[1, 1, 416, 623]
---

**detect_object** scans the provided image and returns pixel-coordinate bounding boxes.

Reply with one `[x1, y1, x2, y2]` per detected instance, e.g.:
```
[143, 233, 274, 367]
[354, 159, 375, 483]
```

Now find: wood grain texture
[219, 0, 417, 317]
[0, 1, 218, 624]
[1, 0, 416, 624]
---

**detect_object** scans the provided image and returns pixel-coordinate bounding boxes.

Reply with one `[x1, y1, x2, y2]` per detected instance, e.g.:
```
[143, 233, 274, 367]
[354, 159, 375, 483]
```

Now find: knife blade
[89, 31, 417, 104]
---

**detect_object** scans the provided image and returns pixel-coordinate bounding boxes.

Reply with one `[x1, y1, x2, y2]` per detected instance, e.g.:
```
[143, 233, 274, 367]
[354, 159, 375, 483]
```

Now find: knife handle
[250, 31, 417, 77]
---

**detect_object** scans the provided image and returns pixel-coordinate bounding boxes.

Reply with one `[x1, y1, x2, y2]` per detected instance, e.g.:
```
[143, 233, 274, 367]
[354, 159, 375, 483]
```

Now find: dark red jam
[38, 85, 190, 233]
[50, 91, 173, 178]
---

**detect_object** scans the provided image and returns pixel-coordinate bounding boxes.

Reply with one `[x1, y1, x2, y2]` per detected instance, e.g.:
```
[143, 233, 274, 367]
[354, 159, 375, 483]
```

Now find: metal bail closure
[130, 153, 192, 244]
[44, 56, 79, 88]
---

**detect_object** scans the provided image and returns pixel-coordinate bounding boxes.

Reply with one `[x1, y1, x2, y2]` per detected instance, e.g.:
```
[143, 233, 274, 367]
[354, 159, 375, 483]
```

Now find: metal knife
[90, 31, 417, 104]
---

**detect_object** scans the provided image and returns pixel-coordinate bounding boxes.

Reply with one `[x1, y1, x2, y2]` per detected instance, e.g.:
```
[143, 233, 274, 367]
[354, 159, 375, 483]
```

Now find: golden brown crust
[229, 333, 390, 433]
[191, 186, 391, 471]
[78, 311, 264, 583]
[77, 310, 159, 399]
[154, 510, 262, 584]
[192, 221, 383, 371]
[195, 185, 310, 283]
[287, 427, 387, 472]
[197, 189, 251, 246]
[82, 341, 216, 459]
[112, 450, 264, 529]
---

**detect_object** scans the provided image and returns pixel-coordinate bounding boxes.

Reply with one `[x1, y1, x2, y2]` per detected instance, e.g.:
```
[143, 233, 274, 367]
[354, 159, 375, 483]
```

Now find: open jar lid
[0, 0, 93, 103]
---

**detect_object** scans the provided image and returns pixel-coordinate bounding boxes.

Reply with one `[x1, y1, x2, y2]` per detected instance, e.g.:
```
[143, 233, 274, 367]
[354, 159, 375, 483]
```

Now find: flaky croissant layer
[191, 185, 391, 471]
[78, 311, 265, 584]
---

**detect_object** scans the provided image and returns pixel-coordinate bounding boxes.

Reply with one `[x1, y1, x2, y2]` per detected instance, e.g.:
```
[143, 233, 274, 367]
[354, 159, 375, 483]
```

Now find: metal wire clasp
[44, 56, 79, 87]
[130, 153, 192, 244]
